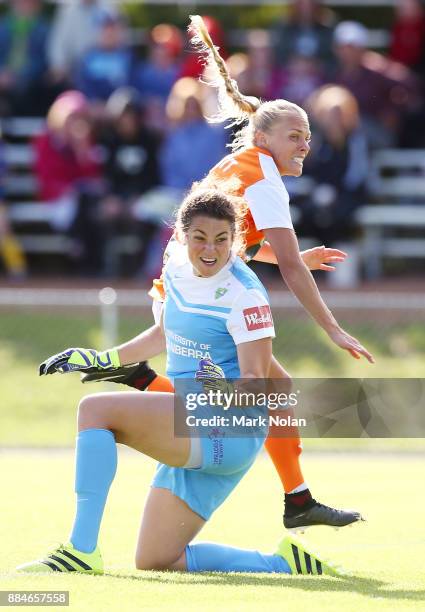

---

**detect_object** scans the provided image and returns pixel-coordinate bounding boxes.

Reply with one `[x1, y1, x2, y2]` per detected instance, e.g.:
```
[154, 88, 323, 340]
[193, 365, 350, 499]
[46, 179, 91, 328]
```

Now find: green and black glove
[39, 347, 121, 376]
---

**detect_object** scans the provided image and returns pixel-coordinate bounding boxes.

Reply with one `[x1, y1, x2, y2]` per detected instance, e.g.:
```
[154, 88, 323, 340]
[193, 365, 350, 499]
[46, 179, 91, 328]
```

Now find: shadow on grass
[103, 572, 425, 602]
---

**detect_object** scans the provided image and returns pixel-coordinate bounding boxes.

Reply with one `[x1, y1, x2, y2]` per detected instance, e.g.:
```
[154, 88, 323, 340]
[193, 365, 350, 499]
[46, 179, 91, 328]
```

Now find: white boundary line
[0, 288, 424, 309]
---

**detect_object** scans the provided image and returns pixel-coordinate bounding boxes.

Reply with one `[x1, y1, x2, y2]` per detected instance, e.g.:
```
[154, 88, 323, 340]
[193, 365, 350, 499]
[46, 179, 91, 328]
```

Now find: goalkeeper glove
[39, 347, 121, 376]
[195, 359, 234, 395]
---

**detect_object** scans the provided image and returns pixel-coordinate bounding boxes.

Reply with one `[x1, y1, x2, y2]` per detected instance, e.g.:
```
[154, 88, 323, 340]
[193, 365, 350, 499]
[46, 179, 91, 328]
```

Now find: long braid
[188, 15, 308, 152]
[189, 15, 260, 130]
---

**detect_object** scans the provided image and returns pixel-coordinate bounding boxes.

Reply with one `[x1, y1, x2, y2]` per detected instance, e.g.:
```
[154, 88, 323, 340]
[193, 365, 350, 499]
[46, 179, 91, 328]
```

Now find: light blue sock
[70, 428, 117, 553]
[186, 542, 291, 574]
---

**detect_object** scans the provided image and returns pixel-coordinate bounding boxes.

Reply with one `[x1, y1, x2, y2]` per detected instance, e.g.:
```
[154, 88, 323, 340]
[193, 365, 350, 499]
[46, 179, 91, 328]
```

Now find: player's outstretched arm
[254, 241, 347, 271]
[299, 245, 347, 271]
[264, 227, 374, 363]
[114, 323, 166, 366]
[39, 325, 166, 376]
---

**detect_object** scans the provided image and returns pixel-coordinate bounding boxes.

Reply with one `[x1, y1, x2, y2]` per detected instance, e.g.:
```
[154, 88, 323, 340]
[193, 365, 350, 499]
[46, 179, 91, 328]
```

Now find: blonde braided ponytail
[189, 15, 260, 146]
[188, 15, 308, 153]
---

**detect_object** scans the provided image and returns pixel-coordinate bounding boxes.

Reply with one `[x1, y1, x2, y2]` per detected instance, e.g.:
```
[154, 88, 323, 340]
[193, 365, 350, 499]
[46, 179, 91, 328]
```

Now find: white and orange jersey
[149, 146, 293, 302]
[209, 146, 293, 252]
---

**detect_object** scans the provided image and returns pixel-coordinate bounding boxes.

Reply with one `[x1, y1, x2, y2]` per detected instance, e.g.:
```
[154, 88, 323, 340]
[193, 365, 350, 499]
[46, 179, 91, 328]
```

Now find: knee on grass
[135, 549, 185, 571]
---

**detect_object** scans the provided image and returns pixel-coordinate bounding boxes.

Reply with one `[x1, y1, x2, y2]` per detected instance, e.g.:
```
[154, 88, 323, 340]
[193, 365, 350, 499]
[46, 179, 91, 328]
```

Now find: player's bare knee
[135, 558, 160, 571]
[135, 544, 184, 571]
[135, 554, 177, 571]
[77, 395, 108, 430]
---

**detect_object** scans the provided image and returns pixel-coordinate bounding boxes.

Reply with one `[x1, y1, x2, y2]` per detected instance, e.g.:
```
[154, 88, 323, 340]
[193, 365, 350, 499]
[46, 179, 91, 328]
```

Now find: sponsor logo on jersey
[243, 305, 273, 331]
[215, 287, 228, 299]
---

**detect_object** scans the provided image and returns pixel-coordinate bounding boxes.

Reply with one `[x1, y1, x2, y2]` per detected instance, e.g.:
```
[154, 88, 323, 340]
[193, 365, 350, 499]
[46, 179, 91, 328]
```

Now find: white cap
[334, 21, 368, 47]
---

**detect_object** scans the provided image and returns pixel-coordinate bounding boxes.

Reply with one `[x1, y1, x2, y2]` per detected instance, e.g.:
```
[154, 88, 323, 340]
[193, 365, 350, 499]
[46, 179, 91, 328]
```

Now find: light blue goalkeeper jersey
[163, 245, 275, 381]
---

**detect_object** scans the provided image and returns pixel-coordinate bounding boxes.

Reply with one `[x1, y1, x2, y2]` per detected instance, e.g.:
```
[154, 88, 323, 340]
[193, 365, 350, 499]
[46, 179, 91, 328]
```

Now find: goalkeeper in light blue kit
[18, 186, 347, 577]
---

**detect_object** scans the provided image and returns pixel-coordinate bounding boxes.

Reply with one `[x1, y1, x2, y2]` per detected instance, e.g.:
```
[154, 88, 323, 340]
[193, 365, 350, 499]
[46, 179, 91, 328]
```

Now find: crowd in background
[0, 0, 425, 279]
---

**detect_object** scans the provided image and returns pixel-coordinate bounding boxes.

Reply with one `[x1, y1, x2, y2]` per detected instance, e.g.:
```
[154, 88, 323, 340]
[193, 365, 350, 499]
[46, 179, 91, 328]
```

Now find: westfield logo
[243, 305, 273, 331]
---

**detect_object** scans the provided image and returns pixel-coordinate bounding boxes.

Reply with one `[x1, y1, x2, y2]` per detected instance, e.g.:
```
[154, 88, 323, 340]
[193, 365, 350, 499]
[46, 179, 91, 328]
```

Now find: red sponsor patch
[243, 305, 273, 331]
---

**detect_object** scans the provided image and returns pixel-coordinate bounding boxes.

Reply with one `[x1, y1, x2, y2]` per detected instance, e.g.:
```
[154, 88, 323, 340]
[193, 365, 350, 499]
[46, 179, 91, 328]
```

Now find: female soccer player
[83, 15, 374, 531]
[17, 187, 345, 577]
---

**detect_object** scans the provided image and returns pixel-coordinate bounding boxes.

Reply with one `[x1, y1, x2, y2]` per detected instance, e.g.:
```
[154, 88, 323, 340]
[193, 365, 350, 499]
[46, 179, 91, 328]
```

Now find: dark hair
[175, 186, 246, 254]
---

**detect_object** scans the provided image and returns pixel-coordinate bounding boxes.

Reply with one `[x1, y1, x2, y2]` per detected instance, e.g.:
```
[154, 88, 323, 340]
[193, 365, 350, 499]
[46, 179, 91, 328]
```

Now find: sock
[147, 374, 175, 393]
[70, 429, 117, 553]
[288, 483, 308, 494]
[264, 435, 304, 493]
[284, 489, 315, 517]
[186, 542, 291, 574]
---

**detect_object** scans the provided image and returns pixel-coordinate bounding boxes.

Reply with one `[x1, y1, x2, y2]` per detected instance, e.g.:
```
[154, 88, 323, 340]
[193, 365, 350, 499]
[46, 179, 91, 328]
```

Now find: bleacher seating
[3, 117, 425, 279]
[355, 149, 425, 278]
[2, 118, 42, 199]
[3, 117, 141, 262]
[2, 117, 69, 255]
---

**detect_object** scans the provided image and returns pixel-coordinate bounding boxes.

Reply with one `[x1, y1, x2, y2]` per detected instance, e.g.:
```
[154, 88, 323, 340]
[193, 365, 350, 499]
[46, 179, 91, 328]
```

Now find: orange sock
[265, 432, 304, 493]
[147, 374, 175, 393]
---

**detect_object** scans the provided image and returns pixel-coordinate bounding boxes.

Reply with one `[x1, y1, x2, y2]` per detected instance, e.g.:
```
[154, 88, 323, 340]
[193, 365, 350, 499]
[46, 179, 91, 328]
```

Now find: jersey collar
[250, 145, 273, 158]
[249, 146, 284, 174]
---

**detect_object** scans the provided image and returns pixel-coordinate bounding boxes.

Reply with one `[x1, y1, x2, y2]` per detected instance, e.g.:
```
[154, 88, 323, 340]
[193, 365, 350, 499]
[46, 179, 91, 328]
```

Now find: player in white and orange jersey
[83, 15, 374, 531]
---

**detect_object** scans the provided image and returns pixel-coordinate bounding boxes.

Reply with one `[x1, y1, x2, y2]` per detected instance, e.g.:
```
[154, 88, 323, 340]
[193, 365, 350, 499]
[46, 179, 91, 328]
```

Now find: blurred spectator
[0, 0, 50, 116]
[33, 91, 104, 274]
[101, 88, 161, 197]
[75, 9, 133, 105]
[160, 77, 227, 191]
[132, 24, 183, 133]
[47, 0, 113, 89]
[98, 87, 162, 276]
[365, 47, 425, 148]
[226, 34, 322, 121]
[331, 21, 418, 147]
[272, 53, 324, 106]
[180, 15, 228, 79]
[135, 23, 183, 101]
[0, 140, 27, 278]
[243, 30, 274, 99]
[389, 0, 425, 73]
[226, 31, 278, 101]
[297, 85, 369, 246]
[272, 0, 335, 70]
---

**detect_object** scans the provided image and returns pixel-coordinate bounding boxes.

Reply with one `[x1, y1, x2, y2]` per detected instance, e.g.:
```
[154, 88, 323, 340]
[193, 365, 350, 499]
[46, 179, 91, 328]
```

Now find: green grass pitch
[1, 310, 425, 447]
[1, 450, 424, 611]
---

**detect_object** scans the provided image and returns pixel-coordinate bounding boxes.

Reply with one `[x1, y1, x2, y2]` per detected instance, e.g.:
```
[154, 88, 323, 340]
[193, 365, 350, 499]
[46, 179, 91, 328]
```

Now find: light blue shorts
[152, 433, 265, 520]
